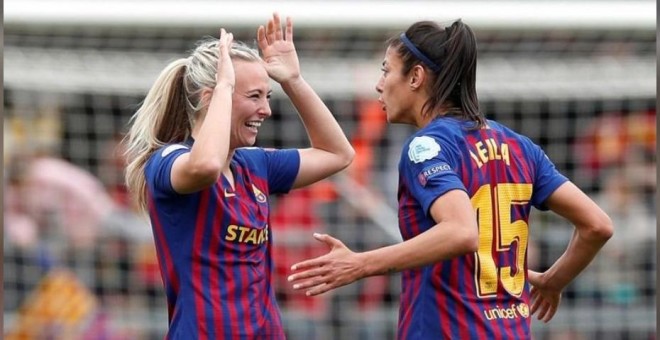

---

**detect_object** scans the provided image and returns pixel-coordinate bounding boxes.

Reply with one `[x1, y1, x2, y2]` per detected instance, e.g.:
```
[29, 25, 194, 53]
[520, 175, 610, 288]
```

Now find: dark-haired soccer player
[289, 19, 613, 339]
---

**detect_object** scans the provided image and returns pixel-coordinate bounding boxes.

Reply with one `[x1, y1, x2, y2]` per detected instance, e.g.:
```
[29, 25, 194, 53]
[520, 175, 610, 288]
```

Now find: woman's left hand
[528, 269, 562, 323]
[257, 13, 301, 84]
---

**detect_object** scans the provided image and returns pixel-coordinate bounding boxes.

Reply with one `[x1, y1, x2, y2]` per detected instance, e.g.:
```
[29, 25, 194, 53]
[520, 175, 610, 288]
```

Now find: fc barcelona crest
[252, 185, 267, 203]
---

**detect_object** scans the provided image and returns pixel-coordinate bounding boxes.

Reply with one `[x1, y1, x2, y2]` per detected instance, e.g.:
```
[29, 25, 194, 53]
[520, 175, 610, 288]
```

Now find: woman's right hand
[287, 233, 365, 296]
[216, 28, 235, 91]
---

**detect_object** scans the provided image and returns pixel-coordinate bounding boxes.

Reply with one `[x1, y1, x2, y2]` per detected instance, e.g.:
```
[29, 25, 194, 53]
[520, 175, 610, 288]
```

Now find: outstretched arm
[528, 181, 613, 322]
[257, 13, 354, 189]
[288, 189, 478, 296]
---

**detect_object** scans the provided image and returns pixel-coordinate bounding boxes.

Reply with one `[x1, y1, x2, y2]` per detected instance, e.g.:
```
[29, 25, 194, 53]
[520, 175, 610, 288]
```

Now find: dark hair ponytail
[389, 19, 485, 128]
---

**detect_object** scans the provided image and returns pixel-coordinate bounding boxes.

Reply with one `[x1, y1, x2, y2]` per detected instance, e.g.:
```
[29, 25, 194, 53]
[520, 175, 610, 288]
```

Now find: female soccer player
[124, 13, 354, 339]
[288, 19, 613, 339]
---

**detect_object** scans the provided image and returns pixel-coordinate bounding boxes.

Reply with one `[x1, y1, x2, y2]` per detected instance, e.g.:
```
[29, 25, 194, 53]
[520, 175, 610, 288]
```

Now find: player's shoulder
[234, 147, 271, 167]
[410, 117, 467, 148]
[146, 143, 191, 163]
[159, 143, 190, 157]
[406, 135, 442, 161]
[488, 120, 536, 145]
[234, 147, 266, 159]
[487, 121, 547, 166]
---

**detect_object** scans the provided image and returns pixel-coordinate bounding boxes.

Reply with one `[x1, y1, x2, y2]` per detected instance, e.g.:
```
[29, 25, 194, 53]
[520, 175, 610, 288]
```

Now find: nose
[375, 77, 384, 94]
[259, 100, 272, 118]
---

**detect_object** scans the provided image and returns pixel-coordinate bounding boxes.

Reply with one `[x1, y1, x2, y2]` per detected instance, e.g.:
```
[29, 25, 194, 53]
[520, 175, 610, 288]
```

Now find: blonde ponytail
[124, 58, 190, 212]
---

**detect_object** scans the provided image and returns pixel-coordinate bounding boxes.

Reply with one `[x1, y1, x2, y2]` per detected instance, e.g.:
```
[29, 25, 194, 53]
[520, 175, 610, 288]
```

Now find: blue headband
[399, 33, 441, 72]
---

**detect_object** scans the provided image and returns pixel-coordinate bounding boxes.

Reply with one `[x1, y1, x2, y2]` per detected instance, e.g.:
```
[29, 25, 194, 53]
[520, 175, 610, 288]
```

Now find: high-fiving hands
[257, 13, 301, 84]
[215, 28, 235, 91]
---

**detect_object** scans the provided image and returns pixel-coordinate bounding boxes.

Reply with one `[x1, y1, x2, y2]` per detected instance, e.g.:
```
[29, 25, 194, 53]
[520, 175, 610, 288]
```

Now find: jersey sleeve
[144, 144, 190, 196]
[529, 143, 569, 210]
[401, 134, 467, 218]
[263, 148, 301, 194]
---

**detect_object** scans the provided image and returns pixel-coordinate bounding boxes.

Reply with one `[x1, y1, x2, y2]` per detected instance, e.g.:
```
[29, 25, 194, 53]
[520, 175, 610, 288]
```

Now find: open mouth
[378, 99, 386, 112]
[245, 120, 262, 132]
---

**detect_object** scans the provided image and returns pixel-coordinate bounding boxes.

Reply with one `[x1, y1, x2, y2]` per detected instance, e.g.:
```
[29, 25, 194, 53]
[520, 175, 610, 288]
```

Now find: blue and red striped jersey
[145, 141, 300, 339]
[397, 117, 567, 340]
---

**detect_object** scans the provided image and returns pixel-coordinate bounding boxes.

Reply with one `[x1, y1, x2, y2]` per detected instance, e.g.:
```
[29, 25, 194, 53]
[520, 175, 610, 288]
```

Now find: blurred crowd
[3, 105, 656, 339]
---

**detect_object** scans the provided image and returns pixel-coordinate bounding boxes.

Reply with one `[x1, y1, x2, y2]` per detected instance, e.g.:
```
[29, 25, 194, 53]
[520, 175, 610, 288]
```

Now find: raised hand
[288, 233, 365, 296]
[215, 28, 235, 90]
[256, 13, 300, 84]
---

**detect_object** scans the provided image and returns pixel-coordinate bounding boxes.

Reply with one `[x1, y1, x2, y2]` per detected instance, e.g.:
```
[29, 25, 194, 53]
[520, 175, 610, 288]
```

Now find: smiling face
[375, 46, 418, 125]
[230, 60, 272, 149]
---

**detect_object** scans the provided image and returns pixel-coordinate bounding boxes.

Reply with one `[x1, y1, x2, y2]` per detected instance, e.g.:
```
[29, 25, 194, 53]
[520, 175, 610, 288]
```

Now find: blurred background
[4, 1, 656, 339]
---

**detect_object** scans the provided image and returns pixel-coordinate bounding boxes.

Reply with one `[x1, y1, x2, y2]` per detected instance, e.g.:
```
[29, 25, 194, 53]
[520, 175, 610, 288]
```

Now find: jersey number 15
[471, 183, 533, 298]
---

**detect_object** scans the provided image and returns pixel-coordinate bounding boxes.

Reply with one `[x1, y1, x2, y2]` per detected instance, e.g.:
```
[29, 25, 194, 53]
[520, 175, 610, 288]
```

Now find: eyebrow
[246, 89, 273, 95]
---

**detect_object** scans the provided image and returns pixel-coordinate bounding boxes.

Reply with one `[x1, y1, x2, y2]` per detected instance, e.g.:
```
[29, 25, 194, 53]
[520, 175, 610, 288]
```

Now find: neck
[224, 149, 235, 171]
[410, 94, 429, 128]
[414, 102, 442, 128]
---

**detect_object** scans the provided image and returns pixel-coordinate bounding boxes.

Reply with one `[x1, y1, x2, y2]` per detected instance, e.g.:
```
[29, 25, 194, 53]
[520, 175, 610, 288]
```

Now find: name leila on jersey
[225, 224, 268, 245]
[469, 138, 510, 168]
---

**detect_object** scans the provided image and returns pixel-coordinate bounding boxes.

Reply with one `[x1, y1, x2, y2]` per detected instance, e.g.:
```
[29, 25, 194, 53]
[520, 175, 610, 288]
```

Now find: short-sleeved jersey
[397, 117, 567, 340]
[145, 141, 300, 339]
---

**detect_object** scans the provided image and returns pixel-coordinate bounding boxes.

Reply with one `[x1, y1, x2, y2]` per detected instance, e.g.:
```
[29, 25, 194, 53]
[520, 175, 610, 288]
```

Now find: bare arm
[539, 181, 613, 290]
[170, 29, 235, 193]
[281, 78, 355, 189]
[257, 14, 354, 189]
[360, 189, 478, 275]
[528, 181, 613, 322]
[288, 189, 478, 296]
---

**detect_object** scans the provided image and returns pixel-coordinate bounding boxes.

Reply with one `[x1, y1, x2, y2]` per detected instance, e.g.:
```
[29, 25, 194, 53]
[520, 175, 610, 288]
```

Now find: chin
[388, 110, 417, 126]
[387, 113, 404, 124]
